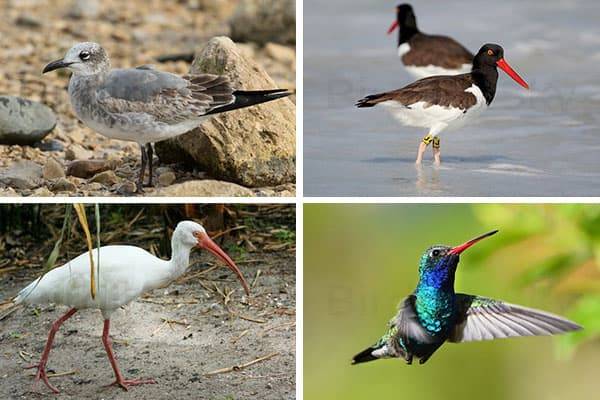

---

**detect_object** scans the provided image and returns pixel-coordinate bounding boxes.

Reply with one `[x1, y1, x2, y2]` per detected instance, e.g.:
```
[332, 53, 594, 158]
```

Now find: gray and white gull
[43, 42, 290, 191]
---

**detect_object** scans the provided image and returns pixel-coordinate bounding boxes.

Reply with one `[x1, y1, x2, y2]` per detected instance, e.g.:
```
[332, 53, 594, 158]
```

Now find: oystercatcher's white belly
[381, 84, 487, 135]
[398, 43, 471, 79]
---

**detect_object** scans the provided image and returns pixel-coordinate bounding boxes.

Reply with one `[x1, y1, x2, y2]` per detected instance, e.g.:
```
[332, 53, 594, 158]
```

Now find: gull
[43, 42, 290, 191]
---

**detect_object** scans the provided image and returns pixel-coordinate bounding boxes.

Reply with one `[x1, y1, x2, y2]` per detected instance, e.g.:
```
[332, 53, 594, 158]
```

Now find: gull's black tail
[207, 89, 291, 115]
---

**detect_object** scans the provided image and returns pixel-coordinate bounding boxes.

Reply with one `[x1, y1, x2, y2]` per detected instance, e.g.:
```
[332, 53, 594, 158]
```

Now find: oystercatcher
[388, 4, 474, 79]
[356, 44, 529, 165]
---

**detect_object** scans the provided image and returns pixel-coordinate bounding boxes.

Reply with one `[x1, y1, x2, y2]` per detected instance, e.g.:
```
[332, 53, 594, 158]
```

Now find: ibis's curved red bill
[194, 231, 250, 295]
[387, 20, 399, 35]
[496, 59, 529, 89]
[448, 230, 499, 255]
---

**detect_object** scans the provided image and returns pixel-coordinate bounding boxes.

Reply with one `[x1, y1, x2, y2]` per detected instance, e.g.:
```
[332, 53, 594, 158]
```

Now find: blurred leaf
[557, 295, 600, 358]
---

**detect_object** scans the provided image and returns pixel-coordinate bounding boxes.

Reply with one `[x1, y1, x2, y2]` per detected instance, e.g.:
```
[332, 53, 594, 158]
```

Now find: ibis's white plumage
[14, 220, 203, 319]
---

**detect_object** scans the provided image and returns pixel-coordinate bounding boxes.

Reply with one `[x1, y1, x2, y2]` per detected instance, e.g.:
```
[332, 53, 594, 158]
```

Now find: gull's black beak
[43, 59, 72, 74]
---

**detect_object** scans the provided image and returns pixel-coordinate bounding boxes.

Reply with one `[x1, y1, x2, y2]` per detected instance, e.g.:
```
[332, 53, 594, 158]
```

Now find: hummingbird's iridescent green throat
[352, 230, 581, 366]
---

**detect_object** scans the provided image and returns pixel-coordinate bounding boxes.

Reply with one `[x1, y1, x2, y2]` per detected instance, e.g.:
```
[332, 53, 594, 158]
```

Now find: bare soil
[0, 248, 295, 399]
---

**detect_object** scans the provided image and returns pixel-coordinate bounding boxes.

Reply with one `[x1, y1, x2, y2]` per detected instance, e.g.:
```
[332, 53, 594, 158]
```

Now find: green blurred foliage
[304, 204, 600, 400]
[472, 204, 600, 356]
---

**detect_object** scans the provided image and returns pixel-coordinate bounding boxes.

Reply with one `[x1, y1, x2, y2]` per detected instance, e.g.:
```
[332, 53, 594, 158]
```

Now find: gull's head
[43, 42, 110, 76]
[174, 220, 250, 295]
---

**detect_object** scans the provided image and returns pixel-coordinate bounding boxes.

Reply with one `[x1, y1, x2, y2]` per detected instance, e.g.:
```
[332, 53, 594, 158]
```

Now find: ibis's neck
[144, 237, 193, 290]
[169, 237, 193, 277]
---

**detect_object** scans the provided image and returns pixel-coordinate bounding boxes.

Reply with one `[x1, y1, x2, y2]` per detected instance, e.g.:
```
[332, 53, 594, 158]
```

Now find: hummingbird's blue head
[417, 230, 499, 289]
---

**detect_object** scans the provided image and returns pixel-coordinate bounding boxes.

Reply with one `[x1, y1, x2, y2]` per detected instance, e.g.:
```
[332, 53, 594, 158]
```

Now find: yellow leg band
[433, 137, 440, 149]
[422, 134, 433, 145]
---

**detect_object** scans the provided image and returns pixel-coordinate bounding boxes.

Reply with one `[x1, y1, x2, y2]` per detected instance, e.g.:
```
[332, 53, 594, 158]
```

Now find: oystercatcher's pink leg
[101, 319, 156, 391]
[416, 134, 433, 164]
[25, 307, 78, 394]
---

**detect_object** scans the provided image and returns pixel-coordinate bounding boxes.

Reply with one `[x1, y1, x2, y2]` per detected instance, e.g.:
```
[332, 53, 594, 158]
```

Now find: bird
[356, 43, 529, 165]
[42, 42, 291, 192]
[352, 230, 582, 366]
[387, 3, 473, 79]
[11, 220, 250, 393]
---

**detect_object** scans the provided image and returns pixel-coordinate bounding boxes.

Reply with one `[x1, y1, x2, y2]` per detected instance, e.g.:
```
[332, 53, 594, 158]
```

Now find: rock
[65, 144, 93, 161]
[0, 187, 18, 197]
[0, 96, 57, 145]
[155, 37, 296, 187]
[67, 159, 119, 179]
[0, 161, 43, 190]
[34, 139, 65, 152]
[43, 158, 65, 180]
[158, 171, 177, 186]
[51, 177, 77, 192]
[155, 180, 253, 197]
[229, 0, 295, 45]
[67, 0, 100, 19]
[264, 43, 295, 66]
[116, 181, 137, 195]
[32, 187, 54, 196]
[15, 14, 42, 28]
[86, 182, 104, 191]
[89, 170, 119, 186]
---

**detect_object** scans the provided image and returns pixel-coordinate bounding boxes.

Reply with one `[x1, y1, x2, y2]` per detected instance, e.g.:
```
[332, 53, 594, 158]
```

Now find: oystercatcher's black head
[473, 44, 529, 89]
[388, 3, 418, 38]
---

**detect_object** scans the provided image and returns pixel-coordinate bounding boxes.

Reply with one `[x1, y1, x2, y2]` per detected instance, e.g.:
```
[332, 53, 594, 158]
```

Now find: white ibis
[356, 44, 529, 165]
[13, 220, 250, 393]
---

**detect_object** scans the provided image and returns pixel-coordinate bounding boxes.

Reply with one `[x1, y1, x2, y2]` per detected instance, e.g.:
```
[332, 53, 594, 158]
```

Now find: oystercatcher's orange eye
[487, 49, 494, 56]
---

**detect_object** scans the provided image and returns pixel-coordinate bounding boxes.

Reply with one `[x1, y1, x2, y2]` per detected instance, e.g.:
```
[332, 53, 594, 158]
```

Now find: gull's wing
[96, 67, 234, 124]
[449, 294, 582, 343]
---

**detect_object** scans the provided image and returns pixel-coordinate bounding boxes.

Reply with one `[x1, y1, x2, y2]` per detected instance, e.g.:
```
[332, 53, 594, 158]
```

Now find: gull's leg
[137, 144, 147, 193]
[24, 308, 77, 394]
[416, 134, 433, 164]
[102, 319, 156, 391]
[432, 136, 441, 166]
[145, 143, 154, 187]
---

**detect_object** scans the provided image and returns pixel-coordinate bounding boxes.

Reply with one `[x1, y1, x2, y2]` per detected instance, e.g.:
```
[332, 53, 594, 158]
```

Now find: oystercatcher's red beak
[387, 20, 399, 35]
[496, 59, 529, 89]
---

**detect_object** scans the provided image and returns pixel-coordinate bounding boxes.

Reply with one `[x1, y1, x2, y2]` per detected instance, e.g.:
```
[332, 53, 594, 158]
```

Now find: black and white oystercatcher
[388, 3, 474, 79]
[356, 44, 529, 165]
[42, 42, 291, 192]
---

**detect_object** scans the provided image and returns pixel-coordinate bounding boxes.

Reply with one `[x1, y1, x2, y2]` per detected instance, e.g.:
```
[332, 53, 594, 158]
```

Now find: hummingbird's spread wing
[394, 295, 438, 344]
[449, 294, 582, 343]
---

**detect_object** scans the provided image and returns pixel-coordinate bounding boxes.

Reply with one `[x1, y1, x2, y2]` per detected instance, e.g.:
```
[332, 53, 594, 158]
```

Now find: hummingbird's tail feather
[351, 346, 381, 365]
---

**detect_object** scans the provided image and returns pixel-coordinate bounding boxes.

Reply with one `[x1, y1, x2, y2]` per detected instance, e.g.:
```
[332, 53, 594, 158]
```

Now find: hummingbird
[352, 230, 582, 366]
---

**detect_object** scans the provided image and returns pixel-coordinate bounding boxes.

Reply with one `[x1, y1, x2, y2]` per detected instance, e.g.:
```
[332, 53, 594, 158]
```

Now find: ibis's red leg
[25, 307, 78, 394]
[101, 319, 156, 391]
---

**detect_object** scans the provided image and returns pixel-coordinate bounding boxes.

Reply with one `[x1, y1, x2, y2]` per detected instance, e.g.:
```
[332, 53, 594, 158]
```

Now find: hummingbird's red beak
[194, 231, 250, 295]
[448, 230, 498, 255]
[387, 20, 399, 35]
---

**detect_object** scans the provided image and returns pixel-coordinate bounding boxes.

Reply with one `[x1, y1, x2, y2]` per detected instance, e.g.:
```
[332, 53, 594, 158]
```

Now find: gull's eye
[431, 249, 441, 257]
[79, 51, 91, 61]
[487, 49, 494, 56]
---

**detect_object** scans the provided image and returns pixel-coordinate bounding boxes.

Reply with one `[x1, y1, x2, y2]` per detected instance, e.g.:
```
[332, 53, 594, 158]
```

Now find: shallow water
[304, 0, 600, 196]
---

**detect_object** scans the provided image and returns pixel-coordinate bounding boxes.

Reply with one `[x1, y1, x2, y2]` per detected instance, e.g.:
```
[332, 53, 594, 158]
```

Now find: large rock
[230, 0, 295, 45]
[155, 36, 295, 187]
[0, 96, 57, 145]
[0, 160, 43, 190]
[155, 180, 253, 197]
